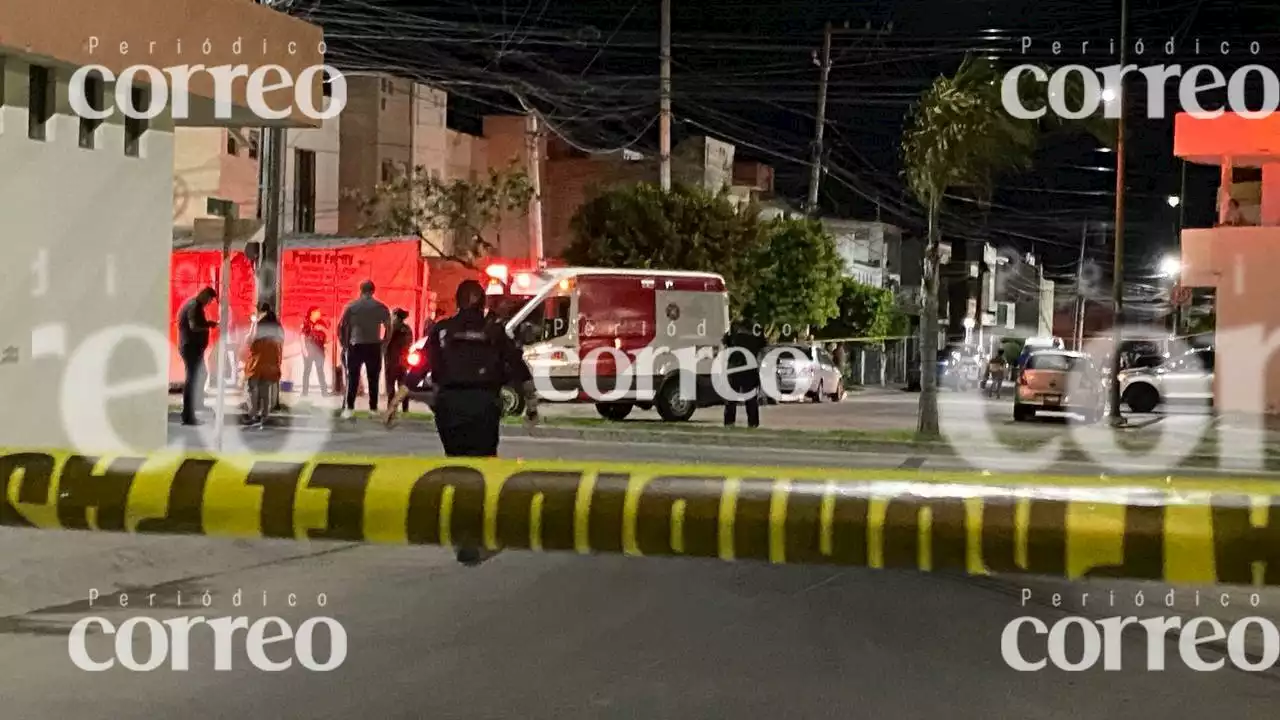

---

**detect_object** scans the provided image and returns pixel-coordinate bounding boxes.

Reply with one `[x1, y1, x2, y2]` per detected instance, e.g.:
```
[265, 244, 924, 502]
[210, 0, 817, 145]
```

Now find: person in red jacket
[300, 306, 329, 396]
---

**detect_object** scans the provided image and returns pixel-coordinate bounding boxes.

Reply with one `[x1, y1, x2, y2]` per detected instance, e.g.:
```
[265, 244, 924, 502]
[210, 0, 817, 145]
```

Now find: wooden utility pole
[807, 22, 833, 213]
[659, 0, 672, 191]
[1074, 221, 1088, 349]
[1107, 0, 1129, 425]
[526, 112, 545, 268]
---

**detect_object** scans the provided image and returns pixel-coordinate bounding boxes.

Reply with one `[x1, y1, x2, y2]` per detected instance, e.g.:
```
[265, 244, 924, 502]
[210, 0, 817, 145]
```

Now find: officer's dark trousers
[434, 388, 501, 457]
[723, 372, 760, 428]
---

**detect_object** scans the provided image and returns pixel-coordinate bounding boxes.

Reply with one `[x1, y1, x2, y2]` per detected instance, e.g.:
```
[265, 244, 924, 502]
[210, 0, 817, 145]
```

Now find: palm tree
[902, 56, 1111, 438]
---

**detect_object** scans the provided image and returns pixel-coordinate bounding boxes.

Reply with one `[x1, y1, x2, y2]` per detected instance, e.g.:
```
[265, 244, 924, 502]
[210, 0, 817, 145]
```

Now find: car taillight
[407, 350, 423, 367]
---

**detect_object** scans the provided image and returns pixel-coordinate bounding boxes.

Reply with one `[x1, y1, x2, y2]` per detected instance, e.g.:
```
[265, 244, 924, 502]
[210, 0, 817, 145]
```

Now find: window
[381, 97, 387, 111]
[322, 76, 333, 98]
[124, 87, 147, 157]
[248, 130, 260, 160]
[78, 72, 105, 149]
[28, 64, 53, 141]
[518, 296, 573, 342]
[1026, 354, 1085, 372]
[381, 159, 393, 182]
[226, 131, 238, 155]
[294, 149, 316, 234]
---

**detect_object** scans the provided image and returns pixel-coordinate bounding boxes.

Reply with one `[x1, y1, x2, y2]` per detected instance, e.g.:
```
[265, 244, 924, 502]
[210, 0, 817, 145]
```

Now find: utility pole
[258, 126, 285, 313]
[208, 198, 238, 452]
[257, 0, 285, 313]
[659, 0, 672, 191]
[1074, 221, 1088, 350]
[526, 112, 545, 268]
[807, 21, 833, 213]
[1107, 0, 1129, 425]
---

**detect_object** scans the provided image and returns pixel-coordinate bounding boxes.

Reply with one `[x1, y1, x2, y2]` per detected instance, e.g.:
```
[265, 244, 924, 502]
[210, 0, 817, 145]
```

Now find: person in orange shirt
[243, 303, 284, 427]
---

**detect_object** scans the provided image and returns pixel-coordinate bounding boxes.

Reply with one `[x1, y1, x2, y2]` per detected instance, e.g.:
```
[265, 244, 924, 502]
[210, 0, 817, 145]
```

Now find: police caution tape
[3, 448, 1280, 585]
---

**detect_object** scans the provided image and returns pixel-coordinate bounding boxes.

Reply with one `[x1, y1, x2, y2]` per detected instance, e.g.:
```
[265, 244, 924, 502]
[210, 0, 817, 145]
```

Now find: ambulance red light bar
[485, 263, 509, 284]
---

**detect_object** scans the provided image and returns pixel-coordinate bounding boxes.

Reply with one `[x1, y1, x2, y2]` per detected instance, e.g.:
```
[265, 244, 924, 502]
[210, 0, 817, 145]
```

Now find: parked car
[767, 342, 846, 402]
[1118, 346, 1214, 413]
[937, 344, 983, 390]
[1013, 350, 1106, 423]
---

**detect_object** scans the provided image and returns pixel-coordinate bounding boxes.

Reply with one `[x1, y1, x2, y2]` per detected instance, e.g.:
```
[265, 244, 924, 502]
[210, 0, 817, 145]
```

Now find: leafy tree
[819, 278, 901, 340]
[349, 164, 534, 268]
[743, 217, 843, 339]
[565, 182, 767, 315]
[901, 56, 1111, 438]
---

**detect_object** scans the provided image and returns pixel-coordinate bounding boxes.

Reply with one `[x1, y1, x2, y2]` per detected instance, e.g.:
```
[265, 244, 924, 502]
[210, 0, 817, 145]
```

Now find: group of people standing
[176, 288, 286, 427]
[176, 281, 421, 425]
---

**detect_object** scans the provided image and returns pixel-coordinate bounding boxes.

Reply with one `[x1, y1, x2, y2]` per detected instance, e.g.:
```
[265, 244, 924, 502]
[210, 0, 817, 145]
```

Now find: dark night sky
[298, 0, 1280, 291]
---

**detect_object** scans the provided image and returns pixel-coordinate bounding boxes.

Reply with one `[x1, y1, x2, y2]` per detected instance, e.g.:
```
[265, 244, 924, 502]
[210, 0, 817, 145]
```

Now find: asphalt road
[3, 427, 1279, 717]
[5, 544, 1280, 719]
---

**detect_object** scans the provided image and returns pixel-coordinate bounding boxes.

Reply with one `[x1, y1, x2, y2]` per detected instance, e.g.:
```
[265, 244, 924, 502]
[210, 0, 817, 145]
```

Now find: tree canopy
[565, 182, 767, 315]
[818, 278, 908, 340]
[349, 164, 534, 267]
[742, 216, 843, 339]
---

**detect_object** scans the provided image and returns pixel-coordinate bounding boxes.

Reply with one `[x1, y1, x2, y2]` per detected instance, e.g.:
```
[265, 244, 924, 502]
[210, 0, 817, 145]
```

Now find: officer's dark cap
[456, 280, 486, 310]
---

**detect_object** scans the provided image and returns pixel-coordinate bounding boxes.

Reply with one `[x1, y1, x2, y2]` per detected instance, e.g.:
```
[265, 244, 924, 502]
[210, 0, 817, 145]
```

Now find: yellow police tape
[3, 447, 1280, 586]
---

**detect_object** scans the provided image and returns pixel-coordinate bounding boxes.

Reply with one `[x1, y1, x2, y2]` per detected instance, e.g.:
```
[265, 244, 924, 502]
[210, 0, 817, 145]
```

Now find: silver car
[1119, 347, 1214, 413]
[768, 343, 846, 402]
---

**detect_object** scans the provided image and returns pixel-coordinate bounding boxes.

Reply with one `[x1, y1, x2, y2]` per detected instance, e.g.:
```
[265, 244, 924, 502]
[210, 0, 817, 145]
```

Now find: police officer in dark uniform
[722, 318, 766, 428]
[389, 279, 538, 565]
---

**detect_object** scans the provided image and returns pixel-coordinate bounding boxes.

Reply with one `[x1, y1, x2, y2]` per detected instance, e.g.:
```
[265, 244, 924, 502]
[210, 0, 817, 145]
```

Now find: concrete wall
[0, 54, 174, 451]
[482, 115, 540, 260]
[283, 98, 340, 235]
[1182, 226, 1280, 413]
[337, 76, 381, 234]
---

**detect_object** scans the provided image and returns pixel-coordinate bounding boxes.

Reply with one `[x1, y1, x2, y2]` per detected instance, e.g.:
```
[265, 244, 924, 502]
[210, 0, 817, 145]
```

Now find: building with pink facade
[1176, 112, 1280, 414]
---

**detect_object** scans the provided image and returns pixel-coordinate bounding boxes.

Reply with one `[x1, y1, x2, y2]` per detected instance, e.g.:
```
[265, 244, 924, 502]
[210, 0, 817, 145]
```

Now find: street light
[1102, 87, 1117, 103]
[1166, 194, 1181, 208]
[1159, 255, 1181, 277]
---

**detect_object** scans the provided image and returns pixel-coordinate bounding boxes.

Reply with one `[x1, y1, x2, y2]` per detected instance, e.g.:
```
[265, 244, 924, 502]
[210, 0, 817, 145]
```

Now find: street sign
[1171, 285, 1192, 307]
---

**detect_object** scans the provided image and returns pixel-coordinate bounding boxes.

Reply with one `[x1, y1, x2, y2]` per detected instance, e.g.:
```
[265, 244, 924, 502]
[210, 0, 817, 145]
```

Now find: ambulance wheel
[500, 386, 525, 417]
[655, 376, 696, 422]
[596, 402, 634, 421]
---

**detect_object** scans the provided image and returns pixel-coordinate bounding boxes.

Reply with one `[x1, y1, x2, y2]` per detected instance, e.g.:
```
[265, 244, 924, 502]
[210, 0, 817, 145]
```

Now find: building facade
[0, 0, 323, 452]
[1176, 111, 1280, 414]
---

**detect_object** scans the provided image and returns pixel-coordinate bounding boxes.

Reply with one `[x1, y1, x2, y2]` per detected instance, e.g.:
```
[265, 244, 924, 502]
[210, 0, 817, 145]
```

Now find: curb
[168, 411, 1244, 468]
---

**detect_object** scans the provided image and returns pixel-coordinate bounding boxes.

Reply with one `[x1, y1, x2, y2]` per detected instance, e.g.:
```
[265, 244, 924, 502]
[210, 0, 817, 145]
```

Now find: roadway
[1, 426, 1278, 716]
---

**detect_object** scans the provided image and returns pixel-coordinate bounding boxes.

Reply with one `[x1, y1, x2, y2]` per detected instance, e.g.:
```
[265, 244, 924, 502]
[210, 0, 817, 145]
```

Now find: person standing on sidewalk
[177, 287, 218, 426]
[243, 303, 284, 427]
[300, 306, 330, 397]
[722, 319, 766, 428]
[384, 308, 414, 415]
[337, 280, 392, 420]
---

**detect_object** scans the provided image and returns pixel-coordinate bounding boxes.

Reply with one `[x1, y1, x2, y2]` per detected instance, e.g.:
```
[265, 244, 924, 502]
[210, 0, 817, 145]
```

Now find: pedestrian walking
[243, 303, 284, 427]
[722, 318, 766, 428]
[300, 306, 329, 397]
[177, 287, 218, 426]
[387, 280, 538, 566]
[384, 308, 413, 414]
[337, 280, 391, 419]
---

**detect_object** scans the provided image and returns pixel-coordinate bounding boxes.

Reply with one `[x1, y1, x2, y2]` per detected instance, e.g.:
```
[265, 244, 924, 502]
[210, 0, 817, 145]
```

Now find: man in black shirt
[722, 319, 767, 428]
[177, 287, 218, 426]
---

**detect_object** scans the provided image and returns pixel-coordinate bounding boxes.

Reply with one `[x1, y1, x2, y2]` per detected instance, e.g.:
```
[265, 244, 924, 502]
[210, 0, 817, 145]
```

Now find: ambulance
[407, 265, 731, 422]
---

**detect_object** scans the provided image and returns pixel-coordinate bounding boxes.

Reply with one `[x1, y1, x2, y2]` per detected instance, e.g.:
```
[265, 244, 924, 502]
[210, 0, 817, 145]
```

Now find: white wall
[283, 97, 341, 235]
[0, 54, 174, 452]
